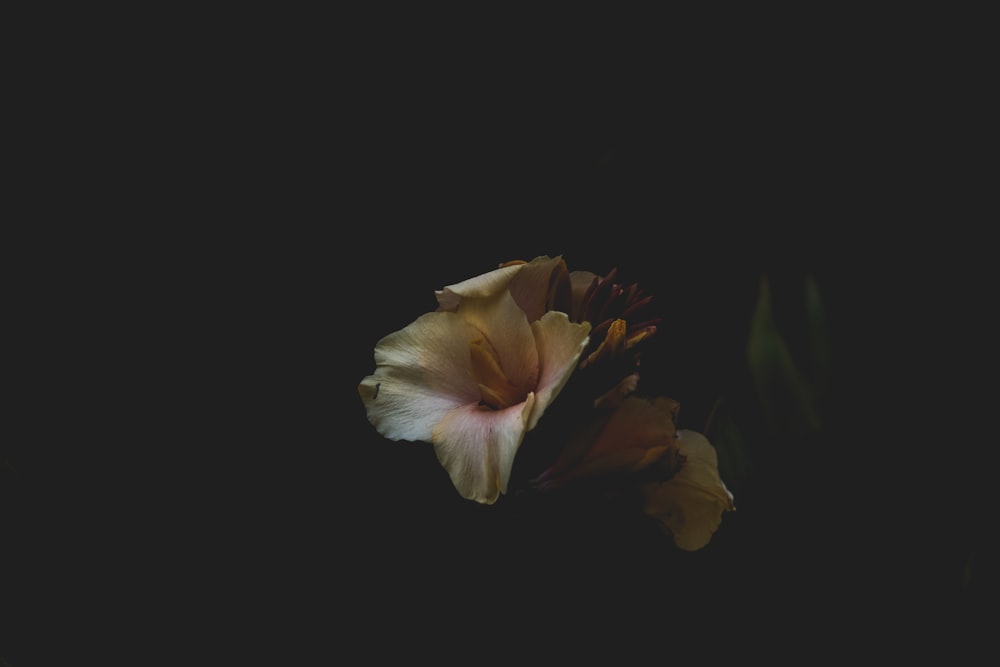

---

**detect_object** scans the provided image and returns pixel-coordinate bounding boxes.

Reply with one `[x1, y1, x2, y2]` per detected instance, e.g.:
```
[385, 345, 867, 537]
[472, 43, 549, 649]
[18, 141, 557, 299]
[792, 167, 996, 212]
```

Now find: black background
[4, 12, 994, 664]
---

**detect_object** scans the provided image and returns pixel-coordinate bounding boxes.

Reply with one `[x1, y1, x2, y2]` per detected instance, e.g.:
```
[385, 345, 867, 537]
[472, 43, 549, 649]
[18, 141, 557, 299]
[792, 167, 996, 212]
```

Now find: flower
[358, 253, 733, 551]
[530, 395, 682, 491]
[358, 256, 592, 504]
[530, 395, 735, 551]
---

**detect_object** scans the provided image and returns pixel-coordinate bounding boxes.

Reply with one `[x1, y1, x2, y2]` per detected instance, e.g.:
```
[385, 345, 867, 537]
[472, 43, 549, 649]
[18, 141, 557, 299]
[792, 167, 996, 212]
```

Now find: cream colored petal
[434, 263, 525, 312]
[506, 255, 566, 322]
[642, 430, 734, 551]
[525, 311, 592, 431]
[455, 290, 539, 393]
[358, 311, 481, 443]
[643, 480, 730, 551]
[432, 393, 536, 504]
[673, 430, 734, 506]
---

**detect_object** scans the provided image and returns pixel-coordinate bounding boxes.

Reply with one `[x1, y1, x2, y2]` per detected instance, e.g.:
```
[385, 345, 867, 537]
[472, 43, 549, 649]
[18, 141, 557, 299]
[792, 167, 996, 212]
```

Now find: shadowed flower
[359, 257, 592, 504]
[531, 395, 682, 491]
[359, 254, 733, 549]
[530, 395, 735, 551]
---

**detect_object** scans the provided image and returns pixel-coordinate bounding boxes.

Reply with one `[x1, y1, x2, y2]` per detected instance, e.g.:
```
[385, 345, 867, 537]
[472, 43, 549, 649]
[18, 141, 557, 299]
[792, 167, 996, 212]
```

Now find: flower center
[469, 337, 523, 410]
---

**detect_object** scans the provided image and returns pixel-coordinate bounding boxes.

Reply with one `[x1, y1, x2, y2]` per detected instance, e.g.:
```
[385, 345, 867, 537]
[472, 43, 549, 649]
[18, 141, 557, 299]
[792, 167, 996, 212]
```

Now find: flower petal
[641, 430, 735, 551]
[674, 430, 733, 502]
[432, 393, 537, 504]
[589, 396, 677, 459]
[435, 263, 525, 312]
[358, 311, 482, 443]
[455, 290, 539, 393]
[526, 311, 592, 431]
[569, 270, 600, 322]
[506, 255, 570, 322]
[532, 394, 674, 488]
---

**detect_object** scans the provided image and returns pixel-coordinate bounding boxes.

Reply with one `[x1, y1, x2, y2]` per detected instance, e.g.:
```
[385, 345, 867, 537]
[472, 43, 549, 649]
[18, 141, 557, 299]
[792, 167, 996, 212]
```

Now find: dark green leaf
[746, 275, 822, 434]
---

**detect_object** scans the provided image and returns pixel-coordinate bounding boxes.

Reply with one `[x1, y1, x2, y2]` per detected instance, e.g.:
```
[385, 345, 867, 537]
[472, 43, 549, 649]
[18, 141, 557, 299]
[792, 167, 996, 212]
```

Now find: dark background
[5, 13, 993, 664]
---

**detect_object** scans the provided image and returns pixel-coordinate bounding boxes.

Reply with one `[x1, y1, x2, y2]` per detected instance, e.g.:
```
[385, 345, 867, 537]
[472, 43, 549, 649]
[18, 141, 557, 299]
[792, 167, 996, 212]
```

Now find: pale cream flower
[358, 258, 591, 504]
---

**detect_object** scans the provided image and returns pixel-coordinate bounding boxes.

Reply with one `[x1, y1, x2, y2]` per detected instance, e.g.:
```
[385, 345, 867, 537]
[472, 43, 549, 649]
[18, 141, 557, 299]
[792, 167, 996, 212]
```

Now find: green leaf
[746, 275, 822, 434]
[805, 272, 831, 410]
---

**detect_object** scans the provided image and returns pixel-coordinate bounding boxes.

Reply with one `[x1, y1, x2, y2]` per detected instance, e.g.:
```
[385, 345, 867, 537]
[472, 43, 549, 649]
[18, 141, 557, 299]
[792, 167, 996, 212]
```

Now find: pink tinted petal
[358, 311, 481, 443]
[432, 393, 536, 504]
[435, 263, 525, 312]
[455, 290, 539, 393]
[525, 311, 592, 430]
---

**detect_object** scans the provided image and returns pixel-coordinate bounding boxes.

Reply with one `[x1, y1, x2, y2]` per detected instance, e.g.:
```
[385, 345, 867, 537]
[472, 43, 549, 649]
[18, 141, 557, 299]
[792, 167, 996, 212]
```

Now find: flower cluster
[358, 255, 734, 550]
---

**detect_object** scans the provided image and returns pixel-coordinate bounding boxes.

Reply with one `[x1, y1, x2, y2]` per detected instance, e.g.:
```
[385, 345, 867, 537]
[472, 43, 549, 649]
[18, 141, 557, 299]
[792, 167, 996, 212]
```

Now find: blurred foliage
[746, 273, 828, 438]
[703, 272, 832, 502]
[704, 397, 752, 501]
